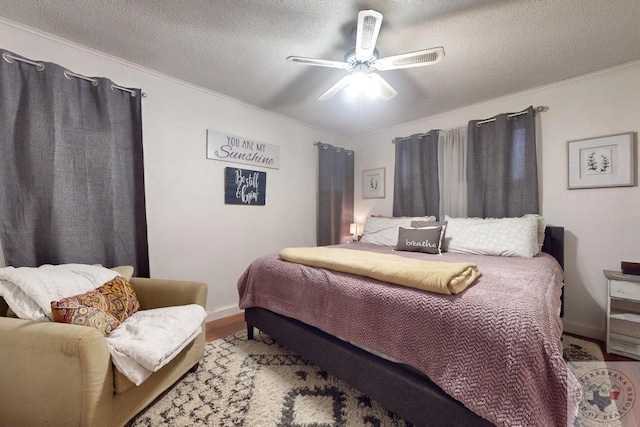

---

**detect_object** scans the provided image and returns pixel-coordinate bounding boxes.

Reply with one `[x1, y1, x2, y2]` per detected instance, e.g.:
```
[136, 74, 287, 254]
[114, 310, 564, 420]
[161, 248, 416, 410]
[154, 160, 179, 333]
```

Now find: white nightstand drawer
[611, 316, 640, 337]
[610, 337, 640, 356]
[611, 280, 640, 300]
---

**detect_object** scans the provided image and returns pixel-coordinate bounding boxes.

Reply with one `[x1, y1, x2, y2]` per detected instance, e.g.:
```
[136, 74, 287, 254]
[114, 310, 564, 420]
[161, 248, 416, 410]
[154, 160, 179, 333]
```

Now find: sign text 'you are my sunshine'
[207, 129, 280, 170]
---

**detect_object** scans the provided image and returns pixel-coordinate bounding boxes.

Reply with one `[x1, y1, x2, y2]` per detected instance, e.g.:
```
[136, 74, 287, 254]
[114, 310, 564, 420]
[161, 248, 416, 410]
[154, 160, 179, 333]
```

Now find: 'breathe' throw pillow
[395, 226, 444, 254]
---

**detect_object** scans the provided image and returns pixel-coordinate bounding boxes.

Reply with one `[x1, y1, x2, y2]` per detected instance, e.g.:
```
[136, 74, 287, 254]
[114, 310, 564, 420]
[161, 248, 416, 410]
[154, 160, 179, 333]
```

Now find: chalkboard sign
[225, 167, 266, 206]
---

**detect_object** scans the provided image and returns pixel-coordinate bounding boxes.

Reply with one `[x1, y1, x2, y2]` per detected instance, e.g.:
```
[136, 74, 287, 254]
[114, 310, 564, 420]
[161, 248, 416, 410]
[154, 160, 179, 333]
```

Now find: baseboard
[206, 305, 243, 323]
[562, 319, 605, 341]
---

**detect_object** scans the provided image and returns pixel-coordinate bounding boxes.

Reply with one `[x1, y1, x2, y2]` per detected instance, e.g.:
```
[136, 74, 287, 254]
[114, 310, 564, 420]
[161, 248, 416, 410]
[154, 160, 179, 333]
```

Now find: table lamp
[349, 223, 358, 242]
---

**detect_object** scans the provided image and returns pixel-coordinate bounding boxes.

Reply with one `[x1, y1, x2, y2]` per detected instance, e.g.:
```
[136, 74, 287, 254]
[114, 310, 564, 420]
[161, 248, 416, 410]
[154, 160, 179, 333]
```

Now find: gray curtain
[0, 50, 150, 276]
[467, 106, 538, 218]
[317, 143, 354, 246]
[392, 131, 440, 218]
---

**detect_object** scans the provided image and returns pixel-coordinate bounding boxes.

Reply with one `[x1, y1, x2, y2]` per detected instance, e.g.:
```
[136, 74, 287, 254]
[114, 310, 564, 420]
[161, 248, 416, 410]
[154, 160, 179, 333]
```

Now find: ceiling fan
[287, 9, 445, 101]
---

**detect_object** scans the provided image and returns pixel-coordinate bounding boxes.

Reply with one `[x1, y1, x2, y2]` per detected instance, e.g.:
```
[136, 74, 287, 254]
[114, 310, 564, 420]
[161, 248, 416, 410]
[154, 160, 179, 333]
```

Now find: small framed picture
[363, 167, 386, 199]
[567, 132, 636, 189]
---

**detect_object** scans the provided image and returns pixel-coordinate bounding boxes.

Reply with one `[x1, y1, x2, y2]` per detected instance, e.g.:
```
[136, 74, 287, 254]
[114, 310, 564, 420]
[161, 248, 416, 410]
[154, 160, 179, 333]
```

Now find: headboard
[541, 225, 565, 316]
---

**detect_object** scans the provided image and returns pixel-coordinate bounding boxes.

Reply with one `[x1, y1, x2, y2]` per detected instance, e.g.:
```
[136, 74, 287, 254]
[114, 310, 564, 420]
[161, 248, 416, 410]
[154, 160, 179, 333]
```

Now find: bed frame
[245, 226, 564, 426]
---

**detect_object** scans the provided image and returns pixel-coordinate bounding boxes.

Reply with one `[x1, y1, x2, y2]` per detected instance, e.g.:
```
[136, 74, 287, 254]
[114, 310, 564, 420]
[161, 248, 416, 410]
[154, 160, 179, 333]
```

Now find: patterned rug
[128, 330, 411, 426]
[562, 334, 605, 362]
[128, 331, 603, 426]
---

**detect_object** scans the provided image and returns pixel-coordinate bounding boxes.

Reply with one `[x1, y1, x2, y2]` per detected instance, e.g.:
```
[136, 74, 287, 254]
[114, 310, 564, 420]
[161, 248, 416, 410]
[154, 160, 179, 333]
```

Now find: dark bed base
[245, 226, 564, 426]
[245, 307, 493, 426]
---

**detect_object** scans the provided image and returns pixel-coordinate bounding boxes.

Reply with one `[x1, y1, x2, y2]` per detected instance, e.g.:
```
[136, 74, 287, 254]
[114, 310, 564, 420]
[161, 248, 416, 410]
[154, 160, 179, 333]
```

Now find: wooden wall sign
[225, 167, 266, 205]
[207, 129, 280, 170]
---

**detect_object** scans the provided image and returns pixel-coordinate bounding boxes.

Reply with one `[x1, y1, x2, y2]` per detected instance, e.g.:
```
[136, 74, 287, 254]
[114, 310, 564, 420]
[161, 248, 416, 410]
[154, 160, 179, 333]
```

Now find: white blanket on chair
[106, 304, 206, 385]
[0, 264, 117, 321]
[0, 264, 206, 386]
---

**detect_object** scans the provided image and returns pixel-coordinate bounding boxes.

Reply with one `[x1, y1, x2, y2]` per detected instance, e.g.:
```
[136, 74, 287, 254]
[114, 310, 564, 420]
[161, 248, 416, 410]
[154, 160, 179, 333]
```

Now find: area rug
[562, 334, 605, 362]
[128, 331, 603, 426]
[128, 330, 412, 426]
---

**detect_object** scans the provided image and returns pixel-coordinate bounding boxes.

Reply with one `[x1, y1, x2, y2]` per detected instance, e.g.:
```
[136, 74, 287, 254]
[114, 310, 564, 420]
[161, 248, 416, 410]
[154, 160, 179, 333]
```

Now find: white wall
[352, 62, 640, 340]
[0, 18, 349, 320]
[3, 16, 640, 339]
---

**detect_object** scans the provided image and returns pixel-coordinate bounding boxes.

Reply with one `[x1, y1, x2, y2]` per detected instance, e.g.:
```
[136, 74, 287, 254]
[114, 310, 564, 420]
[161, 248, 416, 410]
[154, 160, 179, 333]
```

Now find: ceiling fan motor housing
[344, 47, 379, 71]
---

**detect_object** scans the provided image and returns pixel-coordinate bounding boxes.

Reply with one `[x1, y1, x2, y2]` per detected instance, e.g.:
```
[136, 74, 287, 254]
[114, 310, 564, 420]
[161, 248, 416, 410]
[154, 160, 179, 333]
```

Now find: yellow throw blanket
[279, 247, 481, 295]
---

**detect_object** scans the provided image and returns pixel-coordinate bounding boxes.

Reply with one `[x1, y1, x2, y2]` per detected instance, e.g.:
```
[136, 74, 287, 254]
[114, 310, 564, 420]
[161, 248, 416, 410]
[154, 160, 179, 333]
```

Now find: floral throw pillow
[51, 276, 140, 336]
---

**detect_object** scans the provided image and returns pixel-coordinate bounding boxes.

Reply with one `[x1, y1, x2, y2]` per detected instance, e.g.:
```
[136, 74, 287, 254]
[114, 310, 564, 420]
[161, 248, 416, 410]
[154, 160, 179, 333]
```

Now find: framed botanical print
[363, 167, 386, 199]
[567, 132, 636, 189]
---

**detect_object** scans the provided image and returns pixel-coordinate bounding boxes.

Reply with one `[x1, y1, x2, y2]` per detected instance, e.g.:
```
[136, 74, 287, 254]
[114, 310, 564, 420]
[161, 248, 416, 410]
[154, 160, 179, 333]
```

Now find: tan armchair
[0, 277, 207, 427]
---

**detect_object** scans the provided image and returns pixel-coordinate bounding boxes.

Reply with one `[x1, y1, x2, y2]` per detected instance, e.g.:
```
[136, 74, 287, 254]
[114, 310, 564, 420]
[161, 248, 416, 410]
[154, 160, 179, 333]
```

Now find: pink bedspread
[238, 243, 573, 426]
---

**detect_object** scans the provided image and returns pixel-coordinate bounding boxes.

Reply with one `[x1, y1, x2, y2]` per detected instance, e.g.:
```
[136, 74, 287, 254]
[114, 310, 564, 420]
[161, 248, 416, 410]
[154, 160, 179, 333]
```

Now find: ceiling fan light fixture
[343, 72, 381, 99]
[290, 10, 443, 102]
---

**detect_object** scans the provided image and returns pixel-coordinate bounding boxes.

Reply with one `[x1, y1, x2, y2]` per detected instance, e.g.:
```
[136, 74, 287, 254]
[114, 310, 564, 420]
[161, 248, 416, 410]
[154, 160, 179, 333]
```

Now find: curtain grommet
[112, 84, 137, 97]
[64, 70, 99, 86]
[3, 52, 45, 71]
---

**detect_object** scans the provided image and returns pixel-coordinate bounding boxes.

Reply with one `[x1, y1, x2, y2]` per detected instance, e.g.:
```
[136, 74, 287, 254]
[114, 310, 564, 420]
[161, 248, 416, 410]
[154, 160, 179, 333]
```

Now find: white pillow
[360, 215, 437, 246]
[524, 214, 546, 251]
[0, 264, 118, 321]
[444, 215, 540, 258]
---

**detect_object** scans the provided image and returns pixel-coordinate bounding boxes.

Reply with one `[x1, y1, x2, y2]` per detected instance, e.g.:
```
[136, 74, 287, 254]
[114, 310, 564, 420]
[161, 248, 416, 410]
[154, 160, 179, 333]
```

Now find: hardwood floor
[205, 312, 244, 341]
[205, 313, 634, 361]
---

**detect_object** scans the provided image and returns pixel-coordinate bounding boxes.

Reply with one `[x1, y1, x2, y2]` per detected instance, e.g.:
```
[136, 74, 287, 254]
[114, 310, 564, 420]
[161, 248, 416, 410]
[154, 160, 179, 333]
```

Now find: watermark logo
[571, 365, 636, 424]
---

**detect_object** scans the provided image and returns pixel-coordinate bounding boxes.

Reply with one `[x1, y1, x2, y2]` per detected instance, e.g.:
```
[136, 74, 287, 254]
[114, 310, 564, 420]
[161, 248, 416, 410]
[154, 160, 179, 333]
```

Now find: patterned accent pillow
[51, 276, 140, 336]
[444, 215, 539, 258]
[396, 226, 444, 254]
[361, 215, 437, 246]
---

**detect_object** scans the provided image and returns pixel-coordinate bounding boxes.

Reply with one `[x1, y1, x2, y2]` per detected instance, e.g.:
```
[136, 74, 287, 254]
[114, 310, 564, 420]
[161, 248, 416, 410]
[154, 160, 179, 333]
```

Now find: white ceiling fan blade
[317, 75, 352, 101]
[369, 73, 397, 100]
[355, 10, 383, 61]
[287, 56, 351, 70]
[374, 47, 445, 70]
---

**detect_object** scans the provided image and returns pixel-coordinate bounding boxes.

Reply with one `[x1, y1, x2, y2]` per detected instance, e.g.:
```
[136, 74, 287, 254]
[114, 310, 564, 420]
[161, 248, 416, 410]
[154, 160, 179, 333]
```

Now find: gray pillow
[411, 220, 448, 251]
[395, 226, 444, 254]
[410, 220, 447, 229]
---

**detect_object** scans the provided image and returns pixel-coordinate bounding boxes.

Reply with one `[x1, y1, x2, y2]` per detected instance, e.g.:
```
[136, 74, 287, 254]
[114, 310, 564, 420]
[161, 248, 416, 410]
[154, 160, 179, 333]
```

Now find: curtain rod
[392, 129, 440, 143]
[392, 106, 548, 143]
[314, 141, 353, 155]
[392, 126, 467, 143]
[2, 51, 147, 98]
[474, 105, 547, 126]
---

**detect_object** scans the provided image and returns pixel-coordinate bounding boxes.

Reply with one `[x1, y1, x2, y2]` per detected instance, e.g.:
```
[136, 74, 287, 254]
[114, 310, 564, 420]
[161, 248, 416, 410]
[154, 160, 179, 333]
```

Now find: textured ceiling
[2, 0, 640, 137]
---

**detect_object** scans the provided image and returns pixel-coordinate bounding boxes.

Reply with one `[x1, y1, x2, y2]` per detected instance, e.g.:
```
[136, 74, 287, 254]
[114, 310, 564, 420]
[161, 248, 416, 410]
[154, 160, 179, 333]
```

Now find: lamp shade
[349, 223, 358, 235]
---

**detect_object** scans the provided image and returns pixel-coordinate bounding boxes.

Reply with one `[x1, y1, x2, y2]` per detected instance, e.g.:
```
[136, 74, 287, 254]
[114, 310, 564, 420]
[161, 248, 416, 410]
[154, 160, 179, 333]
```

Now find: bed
[238, 223, 568, 426]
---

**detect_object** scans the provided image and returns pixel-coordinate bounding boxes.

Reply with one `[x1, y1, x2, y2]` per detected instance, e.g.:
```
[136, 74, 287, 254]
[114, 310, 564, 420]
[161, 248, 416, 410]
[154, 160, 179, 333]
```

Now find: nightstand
[605, 270, 640, 360]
